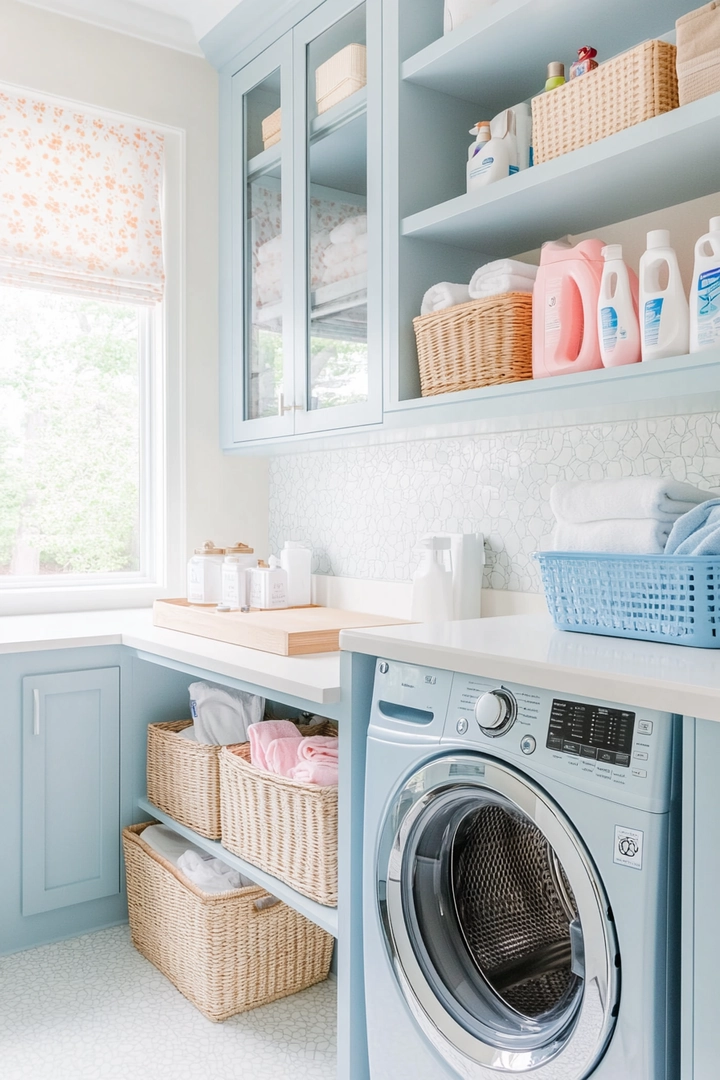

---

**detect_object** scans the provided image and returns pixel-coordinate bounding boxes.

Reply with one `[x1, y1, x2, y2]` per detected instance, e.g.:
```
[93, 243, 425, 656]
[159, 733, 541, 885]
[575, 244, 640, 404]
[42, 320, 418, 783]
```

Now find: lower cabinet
[22, 667, 121, 916]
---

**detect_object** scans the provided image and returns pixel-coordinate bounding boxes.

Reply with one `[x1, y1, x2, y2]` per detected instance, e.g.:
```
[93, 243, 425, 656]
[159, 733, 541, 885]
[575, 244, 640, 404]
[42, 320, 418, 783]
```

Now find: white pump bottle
[690, 216, 720, 352]
[411, 537, 453, 622]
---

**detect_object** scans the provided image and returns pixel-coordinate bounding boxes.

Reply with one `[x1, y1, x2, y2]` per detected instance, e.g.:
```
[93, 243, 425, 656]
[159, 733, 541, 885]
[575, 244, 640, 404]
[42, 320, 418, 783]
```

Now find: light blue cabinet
[219, 0, 383, 448]
[22, 667, 121, 916]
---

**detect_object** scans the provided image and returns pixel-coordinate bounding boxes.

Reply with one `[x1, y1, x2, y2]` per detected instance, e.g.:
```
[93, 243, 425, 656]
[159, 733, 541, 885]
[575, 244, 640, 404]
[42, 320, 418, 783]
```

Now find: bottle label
[545, 276, 562, 345]
[601, 306, 618, 352]
[509, 165, 519, 174]
[697, 267, 720, 347]
[470, 154, 496, 180]
[644, 297, 664, 347]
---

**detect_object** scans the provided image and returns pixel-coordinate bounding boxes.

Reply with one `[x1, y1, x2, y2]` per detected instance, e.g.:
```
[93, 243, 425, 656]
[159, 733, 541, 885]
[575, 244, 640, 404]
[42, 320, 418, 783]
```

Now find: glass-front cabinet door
[225, 1, 381, 445]
[293, 0, 382, 434]
[229, 37, 296, 441]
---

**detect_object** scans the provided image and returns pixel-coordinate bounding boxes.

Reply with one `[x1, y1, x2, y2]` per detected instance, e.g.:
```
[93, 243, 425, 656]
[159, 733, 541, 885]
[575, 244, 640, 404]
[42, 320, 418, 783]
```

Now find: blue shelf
[401, 95, 720, 255]
[402, 0, 691, 112]
[137, 797, 339, 938]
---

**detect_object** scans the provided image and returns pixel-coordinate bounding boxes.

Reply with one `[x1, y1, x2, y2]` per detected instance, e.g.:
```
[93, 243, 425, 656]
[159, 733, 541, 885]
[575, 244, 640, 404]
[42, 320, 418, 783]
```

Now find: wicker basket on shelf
[315, 44, 367, 114]
[261, 107, 282, 150]
[220, 721, 339, 907]
[146, 719, 222, 840]
[413, 292, 533, 397]
[532, 39, 679, 164]
[123, 822, 334, 1022]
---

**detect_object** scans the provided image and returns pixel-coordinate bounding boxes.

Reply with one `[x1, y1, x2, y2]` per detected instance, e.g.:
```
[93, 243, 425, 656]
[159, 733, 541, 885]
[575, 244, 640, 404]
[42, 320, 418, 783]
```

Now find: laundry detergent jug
[532, 238, 606, 378]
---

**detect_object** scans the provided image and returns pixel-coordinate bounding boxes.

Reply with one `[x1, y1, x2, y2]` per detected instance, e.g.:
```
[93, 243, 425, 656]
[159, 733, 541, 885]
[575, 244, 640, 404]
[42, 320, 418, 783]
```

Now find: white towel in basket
[420, 282, 471, 315]
[189, 682, 265, 746]
[552, 519, 672, 555]
[551, 477, 710, 524]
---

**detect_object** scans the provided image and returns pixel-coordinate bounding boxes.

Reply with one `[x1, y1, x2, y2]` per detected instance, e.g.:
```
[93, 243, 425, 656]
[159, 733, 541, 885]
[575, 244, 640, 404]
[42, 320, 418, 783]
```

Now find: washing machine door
[378, 754, 619, 1080]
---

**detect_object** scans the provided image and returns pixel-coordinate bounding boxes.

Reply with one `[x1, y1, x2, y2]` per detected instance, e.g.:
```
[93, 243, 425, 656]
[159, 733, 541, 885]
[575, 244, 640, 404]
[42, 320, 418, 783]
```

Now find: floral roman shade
[0, 87, 165, 303]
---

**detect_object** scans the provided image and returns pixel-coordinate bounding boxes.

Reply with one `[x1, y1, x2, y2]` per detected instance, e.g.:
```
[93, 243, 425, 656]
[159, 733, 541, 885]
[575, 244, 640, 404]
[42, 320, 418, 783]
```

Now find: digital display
[547, 699, 635, 768]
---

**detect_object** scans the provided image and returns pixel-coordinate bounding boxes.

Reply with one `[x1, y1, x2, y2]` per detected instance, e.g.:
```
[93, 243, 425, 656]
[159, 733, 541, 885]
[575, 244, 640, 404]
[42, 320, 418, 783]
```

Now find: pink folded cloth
[290, 736, 339, 786]
[291, 761, 339, 786]
[265, 737, 303, 778]
[248, 720, 301, 772]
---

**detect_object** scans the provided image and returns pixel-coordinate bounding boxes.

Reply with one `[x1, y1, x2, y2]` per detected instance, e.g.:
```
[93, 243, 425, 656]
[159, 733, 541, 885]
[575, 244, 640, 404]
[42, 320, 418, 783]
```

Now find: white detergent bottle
[690, 216, 720, 352]
[467, 110, 517, 190]
[466, 121, 491, 193]
[411, 537, 453, 623]
[639, 230, 689, 361]
[597, 244, 641, 367]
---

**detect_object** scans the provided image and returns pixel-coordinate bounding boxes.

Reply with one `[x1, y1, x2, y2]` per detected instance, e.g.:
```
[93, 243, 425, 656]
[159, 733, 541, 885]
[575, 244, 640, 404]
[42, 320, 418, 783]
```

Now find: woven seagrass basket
[220, 721, 339, 907]
[413, 292, 533, 397]
[532, 39, 678, 164]
[123, 822, 333, 1021]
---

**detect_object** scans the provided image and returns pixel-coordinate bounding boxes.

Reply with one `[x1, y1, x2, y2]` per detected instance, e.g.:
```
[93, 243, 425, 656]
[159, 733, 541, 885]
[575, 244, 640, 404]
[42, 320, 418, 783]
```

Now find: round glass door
[379, 756, 619, 1080]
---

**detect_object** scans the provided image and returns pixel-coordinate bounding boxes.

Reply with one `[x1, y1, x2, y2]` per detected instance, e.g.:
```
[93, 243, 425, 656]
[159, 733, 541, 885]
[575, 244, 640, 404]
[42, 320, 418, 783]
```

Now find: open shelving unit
[138, 797, 339, 938]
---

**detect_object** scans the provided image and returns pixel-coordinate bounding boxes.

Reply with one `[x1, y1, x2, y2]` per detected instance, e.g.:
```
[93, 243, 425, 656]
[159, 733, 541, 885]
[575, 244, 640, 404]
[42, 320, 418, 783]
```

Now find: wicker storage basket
[123, 822, 333, 1021]
[676, 2, 720, 107]
[147, 720, 222, 840]
[261, 107, 282, 150]
[532, 39, 679, 164]
[315, 44, 367, 114]
[220, 722, 338, 907]
[413, 292, 533, 397]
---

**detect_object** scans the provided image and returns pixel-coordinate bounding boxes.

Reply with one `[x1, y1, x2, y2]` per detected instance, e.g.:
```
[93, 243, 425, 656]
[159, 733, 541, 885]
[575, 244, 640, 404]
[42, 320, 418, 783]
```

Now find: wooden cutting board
[153, 598, 408, 656]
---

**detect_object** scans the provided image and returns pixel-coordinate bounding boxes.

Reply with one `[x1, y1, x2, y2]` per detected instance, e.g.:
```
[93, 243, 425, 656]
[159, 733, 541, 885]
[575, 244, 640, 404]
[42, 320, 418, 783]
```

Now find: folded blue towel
[665, 499, 720, 555]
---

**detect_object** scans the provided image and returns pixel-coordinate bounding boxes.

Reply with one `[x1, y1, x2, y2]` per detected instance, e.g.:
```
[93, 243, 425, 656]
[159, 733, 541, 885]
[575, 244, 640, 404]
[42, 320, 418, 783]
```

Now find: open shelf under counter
[137, 797, 339, 939]
[401, 94, 720, 254]
[385, 349, 720, 428]
[401, 0, 691, 110]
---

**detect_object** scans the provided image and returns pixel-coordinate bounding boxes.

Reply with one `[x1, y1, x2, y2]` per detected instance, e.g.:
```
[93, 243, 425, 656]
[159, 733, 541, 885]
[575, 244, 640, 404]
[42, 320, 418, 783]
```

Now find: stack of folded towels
[254, 234, 283, 306]
[248, 719, 338, 786]
[321, 214, 367, 287]
[420, 258, 537, 315]
[549, 478, 712, 554]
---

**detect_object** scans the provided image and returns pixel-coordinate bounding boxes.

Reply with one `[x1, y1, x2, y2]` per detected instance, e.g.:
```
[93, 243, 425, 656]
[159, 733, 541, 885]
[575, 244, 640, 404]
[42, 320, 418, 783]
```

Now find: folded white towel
[177, 725, 196, 742]
[469, 275, 536, 299]
[469, 259, 538, 300]
[189, 682, 265, 746]
[330, 214, 367, 245]
[256, 234, 283, 264]
[444, 0, 495, 33]
[552, 519, 672, 555]
[421, 282, 472, 316]
[320, 252, 368, 285]
[176, 849, 252, 894]
[551, 478, 711, 524]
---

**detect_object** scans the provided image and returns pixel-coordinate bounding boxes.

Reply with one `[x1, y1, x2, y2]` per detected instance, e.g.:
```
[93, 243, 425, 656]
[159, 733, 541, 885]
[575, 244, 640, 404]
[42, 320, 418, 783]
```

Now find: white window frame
[0, 88, 186, 616]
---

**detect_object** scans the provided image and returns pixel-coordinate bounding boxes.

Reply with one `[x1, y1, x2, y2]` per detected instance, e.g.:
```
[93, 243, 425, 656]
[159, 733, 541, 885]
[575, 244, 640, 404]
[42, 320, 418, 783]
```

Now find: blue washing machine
[363, 659, 680, 1080]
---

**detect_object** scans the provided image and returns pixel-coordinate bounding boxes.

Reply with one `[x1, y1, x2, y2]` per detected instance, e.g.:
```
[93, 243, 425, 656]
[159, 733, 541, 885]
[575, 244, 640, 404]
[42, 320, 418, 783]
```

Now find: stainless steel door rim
[378, 754, 619, 1080]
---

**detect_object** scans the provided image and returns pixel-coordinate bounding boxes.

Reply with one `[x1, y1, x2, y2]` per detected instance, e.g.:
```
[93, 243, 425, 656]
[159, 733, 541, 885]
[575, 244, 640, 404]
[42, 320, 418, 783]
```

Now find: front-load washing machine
[363, 659, 680, 1080]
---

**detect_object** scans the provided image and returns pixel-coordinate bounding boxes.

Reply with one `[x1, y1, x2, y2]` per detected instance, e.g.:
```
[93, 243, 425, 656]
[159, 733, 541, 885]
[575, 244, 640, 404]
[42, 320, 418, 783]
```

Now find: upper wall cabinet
[221, 0, 382, 447]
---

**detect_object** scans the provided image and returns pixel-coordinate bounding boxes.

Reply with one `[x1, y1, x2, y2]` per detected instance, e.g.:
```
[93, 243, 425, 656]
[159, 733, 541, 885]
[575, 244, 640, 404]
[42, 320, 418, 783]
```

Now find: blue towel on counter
[665, 499, 720, 555]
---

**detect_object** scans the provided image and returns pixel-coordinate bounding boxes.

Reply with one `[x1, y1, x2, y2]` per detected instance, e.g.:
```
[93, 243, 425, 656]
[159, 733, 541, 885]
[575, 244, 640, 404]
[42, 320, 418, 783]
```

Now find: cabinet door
[228, 36, 297, 443]
[293, 0, 383, 434]
[22, 667, 120, 916]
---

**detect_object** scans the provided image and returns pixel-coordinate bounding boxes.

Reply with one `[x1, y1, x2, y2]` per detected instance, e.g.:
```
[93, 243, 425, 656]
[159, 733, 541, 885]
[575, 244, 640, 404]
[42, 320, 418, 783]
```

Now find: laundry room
[1, 0, 719, 1078]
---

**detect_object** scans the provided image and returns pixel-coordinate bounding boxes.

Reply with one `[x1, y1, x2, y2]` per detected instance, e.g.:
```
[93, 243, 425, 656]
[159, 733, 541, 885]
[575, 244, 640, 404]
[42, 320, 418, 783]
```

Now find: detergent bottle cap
[647, 229, 671, 250]
[709, 216, 720, 232]
[577, 46, 597, 62]
[602, 244, 623, 262]
[547, 62, 565, 79]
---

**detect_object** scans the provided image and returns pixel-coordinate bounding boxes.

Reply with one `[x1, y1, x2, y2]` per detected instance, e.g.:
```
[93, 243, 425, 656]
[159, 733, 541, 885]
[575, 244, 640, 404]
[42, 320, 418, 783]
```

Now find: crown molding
[16, 0, 205, 56]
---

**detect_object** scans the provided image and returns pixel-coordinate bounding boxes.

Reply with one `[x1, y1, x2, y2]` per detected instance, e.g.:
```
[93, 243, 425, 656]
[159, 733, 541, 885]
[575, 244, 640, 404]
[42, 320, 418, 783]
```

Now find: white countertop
[340, 615, 720, 722]
[0, 609, 342, 705]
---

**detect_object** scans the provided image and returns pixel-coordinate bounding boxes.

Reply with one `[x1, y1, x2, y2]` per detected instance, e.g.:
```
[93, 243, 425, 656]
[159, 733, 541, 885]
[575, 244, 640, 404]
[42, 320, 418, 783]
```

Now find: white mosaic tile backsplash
[268, 413, 720, 593]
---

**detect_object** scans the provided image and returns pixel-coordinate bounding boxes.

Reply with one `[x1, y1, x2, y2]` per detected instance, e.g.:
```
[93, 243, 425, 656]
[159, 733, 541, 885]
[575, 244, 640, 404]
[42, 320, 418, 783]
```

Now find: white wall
[0, 0, 269, 584]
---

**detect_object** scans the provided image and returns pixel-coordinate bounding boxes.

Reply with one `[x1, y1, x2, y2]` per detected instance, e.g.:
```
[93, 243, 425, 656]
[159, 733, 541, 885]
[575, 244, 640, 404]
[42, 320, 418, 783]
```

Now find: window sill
[0, 582, 173, 617]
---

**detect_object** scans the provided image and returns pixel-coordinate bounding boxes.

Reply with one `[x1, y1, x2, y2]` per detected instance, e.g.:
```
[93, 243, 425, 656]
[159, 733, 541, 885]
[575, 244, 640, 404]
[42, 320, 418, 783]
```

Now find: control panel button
[638, 720, 654, 735]
[633, 751, 649, 761]
[520, 735, 536, 755]
[378, 662, 389, 674]
[456, 718, 469, 735]
[475, 689, 517, 737]
[632, 768, 648, 779]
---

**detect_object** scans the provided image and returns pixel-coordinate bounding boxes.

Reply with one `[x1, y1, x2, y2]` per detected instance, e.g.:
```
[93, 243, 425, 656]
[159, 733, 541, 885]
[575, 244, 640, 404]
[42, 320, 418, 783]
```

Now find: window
[0, 84, 184, 611]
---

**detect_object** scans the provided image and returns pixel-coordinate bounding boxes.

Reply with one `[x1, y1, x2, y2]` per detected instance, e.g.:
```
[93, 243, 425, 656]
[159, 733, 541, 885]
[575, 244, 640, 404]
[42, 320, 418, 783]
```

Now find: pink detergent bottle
[532, 238, 606, 378]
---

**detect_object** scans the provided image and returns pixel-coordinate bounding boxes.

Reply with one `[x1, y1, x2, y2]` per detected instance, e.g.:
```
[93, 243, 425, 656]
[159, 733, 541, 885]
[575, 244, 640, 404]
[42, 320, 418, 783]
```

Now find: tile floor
[0, 926, 337, 1080]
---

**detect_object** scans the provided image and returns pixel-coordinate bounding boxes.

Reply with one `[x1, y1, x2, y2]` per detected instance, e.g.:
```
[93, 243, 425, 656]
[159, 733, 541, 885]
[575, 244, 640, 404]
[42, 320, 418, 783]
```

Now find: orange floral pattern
[0, 88, 164, 303]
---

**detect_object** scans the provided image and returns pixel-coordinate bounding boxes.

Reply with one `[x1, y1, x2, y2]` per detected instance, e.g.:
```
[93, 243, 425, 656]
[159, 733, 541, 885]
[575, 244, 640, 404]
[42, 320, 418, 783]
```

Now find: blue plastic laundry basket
[535, 551, 720, 648]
